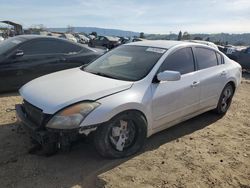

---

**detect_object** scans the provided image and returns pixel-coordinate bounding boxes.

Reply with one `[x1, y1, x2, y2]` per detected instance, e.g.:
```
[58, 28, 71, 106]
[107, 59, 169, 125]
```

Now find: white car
[16, 40, 242, 158]
[186, 40, 219, 50]
[0, 36, 4, 42]
[62, 33, 78, 43]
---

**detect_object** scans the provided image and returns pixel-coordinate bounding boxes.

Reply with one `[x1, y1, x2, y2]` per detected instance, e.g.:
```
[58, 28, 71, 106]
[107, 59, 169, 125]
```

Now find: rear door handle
[191, 81, 200, 88]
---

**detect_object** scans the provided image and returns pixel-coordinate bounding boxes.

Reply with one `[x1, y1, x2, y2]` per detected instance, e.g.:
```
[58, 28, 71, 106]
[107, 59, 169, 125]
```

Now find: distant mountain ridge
[146, 33, 250, 45]
[48, 27, 140, 37]
[48, 27, 250, 45]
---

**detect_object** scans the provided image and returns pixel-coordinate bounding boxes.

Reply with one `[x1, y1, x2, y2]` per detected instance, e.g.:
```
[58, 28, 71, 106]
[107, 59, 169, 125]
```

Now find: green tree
[90, 32, 97, 37]
[177, 31, 182, 40]
[140, 32, 145, 38]
[182, 31, 190, 40]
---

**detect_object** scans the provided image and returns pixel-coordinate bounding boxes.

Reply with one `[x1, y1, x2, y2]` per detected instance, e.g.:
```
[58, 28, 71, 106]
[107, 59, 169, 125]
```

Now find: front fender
[79, 87, 153, 132]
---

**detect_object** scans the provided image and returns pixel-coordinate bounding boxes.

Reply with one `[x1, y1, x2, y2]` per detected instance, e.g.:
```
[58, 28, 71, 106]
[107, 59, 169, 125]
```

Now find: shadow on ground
[0, 111, 222, 188]
[0, 92, 19, 98]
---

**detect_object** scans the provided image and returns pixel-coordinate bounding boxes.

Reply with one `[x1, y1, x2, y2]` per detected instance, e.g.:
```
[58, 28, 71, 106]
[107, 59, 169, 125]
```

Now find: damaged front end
[15, 100, 98, 156]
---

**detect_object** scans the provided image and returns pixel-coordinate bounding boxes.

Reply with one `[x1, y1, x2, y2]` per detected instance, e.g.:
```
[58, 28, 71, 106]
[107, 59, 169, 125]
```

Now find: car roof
[14, 34, 52, 40]
[126, 40, 193, 49]
[126, 40, 221, 51]
[185, 40, 218, 50]
[103, 36, 120, 41]
[11, 34, 100, 52]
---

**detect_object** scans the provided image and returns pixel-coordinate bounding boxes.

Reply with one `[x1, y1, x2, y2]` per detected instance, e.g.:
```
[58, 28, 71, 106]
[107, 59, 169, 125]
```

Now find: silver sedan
[16, 40, 242, 158]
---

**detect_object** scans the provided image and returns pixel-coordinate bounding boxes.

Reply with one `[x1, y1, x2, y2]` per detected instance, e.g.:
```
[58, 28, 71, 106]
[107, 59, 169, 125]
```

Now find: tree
[205, 37, 210, 41]
[67, 25, 74, 33]
[234, 41, 246, 46]
[90, 31, 97, 38]
[140, 32, 145, 38]
[182, 31, 191, 40]
[177, 31, 182, 40]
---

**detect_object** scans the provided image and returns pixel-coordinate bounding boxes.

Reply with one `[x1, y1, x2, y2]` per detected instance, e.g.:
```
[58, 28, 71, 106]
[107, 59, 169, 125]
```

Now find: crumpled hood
[20, 68, 133, 114]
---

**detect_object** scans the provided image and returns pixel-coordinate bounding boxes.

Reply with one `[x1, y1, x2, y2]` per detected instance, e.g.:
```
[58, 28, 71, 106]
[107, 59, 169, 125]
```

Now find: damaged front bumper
[15, 104, 98, 153]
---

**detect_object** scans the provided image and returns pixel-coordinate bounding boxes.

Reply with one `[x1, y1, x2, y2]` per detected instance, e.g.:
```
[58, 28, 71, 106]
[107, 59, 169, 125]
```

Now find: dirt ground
[0, 74, 249, 188]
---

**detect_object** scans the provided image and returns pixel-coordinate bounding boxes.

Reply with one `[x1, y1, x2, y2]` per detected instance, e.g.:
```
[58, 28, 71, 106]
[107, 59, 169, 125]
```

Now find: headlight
[46, 102, 100, 129]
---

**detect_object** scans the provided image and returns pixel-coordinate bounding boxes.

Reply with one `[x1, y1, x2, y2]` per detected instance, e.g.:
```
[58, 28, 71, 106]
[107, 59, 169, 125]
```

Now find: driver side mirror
[157, 70, 181, 82]
[14, 50, 24, 57]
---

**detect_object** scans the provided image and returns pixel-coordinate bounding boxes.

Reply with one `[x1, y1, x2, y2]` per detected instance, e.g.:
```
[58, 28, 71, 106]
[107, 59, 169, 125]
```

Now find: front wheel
[94, 111, 147, 158]
[215, 84, 234, 115]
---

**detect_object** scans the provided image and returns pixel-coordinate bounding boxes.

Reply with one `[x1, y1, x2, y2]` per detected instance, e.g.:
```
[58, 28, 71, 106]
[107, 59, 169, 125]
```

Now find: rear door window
[160, 47, 195, 75]
[195, 47, 218, 69]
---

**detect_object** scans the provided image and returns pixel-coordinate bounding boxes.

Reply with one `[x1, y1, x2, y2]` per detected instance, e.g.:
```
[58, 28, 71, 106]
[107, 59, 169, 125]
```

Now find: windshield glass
[0, 37, 24, 55]
[84, 45, 166, 81]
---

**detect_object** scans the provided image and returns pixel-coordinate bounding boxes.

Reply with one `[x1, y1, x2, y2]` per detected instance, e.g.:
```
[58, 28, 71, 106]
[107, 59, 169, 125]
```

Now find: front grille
[23, 100, 43, 126]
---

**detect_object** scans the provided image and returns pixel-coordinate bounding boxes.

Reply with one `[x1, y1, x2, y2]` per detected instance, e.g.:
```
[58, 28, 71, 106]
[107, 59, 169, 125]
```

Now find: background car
[89, 35, 121, 49]
[118, 37, 130, 44]
[0, 36, 4, 42]
[16, 40, 241, 157]
[228, 47, 250, 70]
[0, 35, 104, 93]
[60, 33, 78, 43]
[132, 38, 146, 42]
[73, 33, 90, 44]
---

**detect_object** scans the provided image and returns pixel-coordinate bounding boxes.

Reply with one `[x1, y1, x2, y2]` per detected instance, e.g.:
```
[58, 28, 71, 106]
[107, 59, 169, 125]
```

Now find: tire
[94, 111, 147, 158]
[215, 83, 234, 115]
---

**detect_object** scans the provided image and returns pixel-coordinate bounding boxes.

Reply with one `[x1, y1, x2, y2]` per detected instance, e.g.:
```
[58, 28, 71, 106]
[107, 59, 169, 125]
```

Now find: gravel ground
[0, 74, 249, 188]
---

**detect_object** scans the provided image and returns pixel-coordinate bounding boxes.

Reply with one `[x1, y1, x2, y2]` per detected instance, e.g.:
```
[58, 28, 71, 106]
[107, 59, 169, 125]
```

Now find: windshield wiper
[88, 71, 117, 79]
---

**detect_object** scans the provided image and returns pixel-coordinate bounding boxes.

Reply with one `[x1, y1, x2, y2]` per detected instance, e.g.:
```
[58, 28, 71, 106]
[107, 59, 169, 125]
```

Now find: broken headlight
[46, 102, 100, 129]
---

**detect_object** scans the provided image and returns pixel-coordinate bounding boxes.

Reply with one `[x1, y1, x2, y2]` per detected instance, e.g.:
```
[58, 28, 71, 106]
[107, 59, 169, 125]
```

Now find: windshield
[0, 37, 24, 55]
[84, 45, 166, 81]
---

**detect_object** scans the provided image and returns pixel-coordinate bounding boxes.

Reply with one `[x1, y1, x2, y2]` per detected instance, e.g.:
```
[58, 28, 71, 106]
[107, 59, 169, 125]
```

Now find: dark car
[0, 35, 104, 93]
[88, 36, 121, 49]
[232, 47, 250, 70]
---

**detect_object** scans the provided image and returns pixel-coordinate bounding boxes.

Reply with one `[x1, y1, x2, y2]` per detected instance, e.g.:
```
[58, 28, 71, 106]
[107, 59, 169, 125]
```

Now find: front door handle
[220, 71, 227, 76]
[191, 81, 200, 88]
[55, 58, 66, 63]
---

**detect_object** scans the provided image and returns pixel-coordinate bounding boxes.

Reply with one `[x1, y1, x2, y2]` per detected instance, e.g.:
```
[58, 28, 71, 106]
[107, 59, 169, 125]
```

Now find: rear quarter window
[216, 52, 224, 65]
[195, 47, 218, 70]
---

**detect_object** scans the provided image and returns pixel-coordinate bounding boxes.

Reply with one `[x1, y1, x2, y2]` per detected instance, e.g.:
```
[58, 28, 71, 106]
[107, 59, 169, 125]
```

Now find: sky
[0, 0, 250, 34]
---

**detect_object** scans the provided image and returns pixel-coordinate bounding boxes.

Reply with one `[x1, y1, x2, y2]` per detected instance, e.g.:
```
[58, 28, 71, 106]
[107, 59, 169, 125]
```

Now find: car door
[0, 42, 53, 91]
[17, 39, 85, 85]
[53, 40, 85, 69]
[11, 39, 63, 86]
[151, 47, 201, 129]
[96, 36, 105, 47]
[193, 47, 227, 110]
[0, 58, 28, 92]
[238, 48, 250, 69]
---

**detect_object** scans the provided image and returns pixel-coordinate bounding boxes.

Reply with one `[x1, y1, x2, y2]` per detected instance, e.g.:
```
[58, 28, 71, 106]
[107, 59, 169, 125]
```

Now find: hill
[146, 33, 250, 45]
[48, 26, 250, 45]
[48, 27, 139, 37]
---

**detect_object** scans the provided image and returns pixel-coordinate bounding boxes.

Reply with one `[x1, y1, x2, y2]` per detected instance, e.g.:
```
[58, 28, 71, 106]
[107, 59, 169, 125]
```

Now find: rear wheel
[94, 111, 147, 158]
[215, 84, 234, 115]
